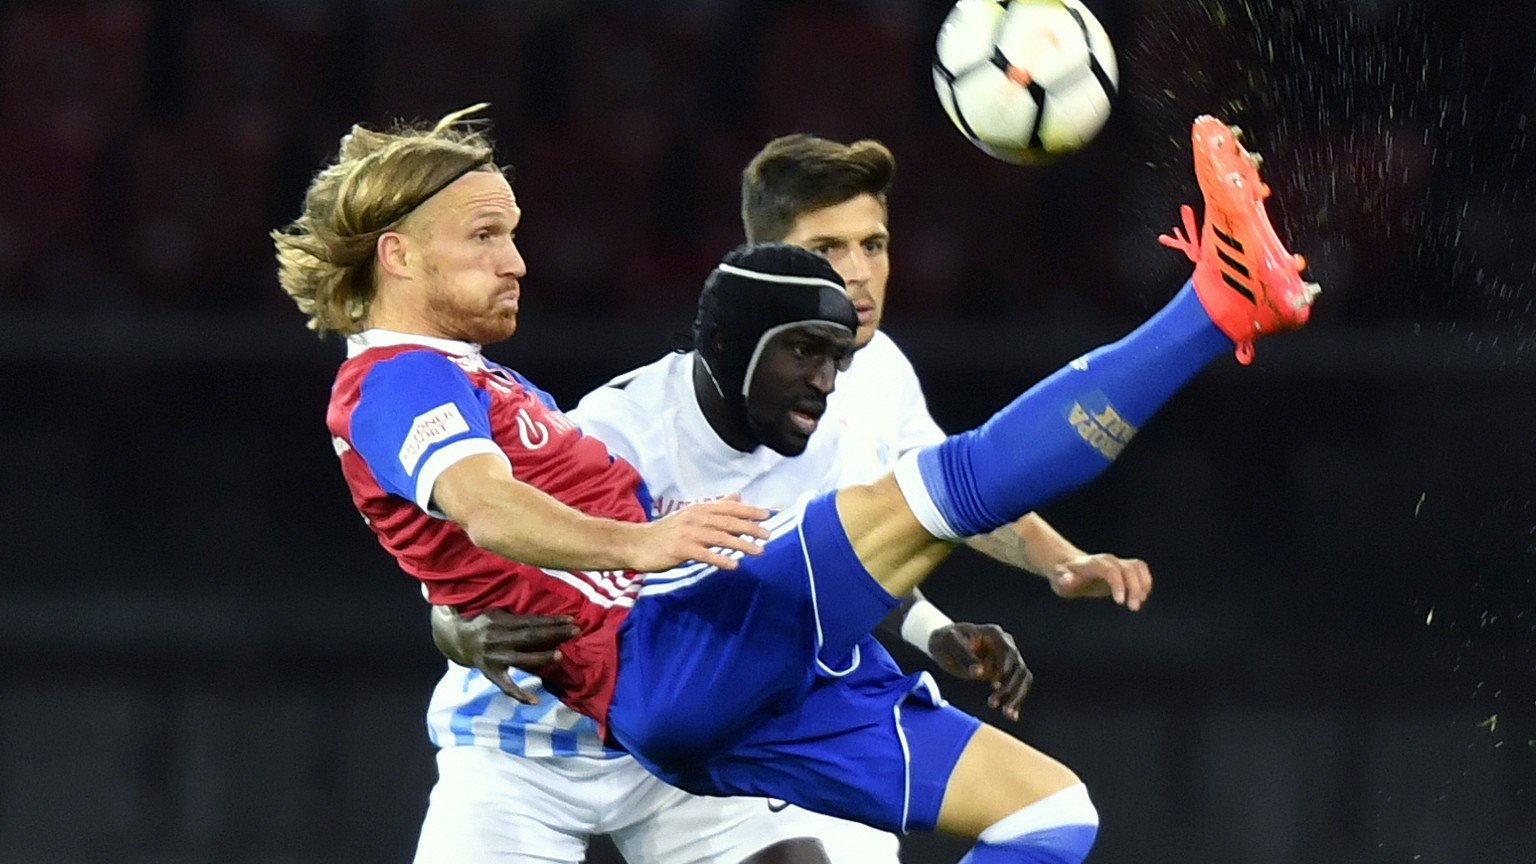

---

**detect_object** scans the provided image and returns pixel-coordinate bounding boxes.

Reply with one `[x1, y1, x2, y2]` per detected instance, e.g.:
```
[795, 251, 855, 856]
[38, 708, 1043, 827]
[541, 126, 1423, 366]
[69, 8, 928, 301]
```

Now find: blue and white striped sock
[957, 783, 1100, 864]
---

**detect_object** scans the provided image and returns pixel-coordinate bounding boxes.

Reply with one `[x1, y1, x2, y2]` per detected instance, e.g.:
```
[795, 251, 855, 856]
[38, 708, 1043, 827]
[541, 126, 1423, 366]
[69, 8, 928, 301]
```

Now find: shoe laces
[1156, 203, 1201, 264]
[1158, 203, 1256, 365]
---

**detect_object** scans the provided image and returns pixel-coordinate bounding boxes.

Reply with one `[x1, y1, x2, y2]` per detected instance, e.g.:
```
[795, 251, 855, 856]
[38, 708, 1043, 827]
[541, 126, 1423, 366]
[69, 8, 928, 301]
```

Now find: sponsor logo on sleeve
[400, 402, 470, 474]
[1065, 391, 1137, 460]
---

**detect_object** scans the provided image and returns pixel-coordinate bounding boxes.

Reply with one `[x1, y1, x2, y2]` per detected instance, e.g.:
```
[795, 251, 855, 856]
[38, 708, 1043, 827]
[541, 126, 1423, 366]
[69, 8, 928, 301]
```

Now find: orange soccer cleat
[1158, 115, 1321, 364]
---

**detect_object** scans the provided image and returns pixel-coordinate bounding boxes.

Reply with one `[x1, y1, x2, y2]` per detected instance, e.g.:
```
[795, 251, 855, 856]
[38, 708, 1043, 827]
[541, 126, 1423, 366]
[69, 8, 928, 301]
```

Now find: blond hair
[272, 104, 499, 336]
[740, 134, 895, 244]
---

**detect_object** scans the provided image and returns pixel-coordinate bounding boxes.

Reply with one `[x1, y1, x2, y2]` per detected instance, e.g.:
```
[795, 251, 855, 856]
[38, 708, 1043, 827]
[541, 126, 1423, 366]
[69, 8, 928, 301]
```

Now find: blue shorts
[608, 492, 983, 833]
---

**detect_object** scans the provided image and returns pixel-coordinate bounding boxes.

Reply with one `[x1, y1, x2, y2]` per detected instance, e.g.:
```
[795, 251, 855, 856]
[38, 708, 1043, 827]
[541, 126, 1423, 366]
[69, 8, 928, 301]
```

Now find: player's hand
[1048, 552, 1152, 611]
[630, 494, 771, 572]
[430, 605, 580, 704]
[928, 623, 1032, 722]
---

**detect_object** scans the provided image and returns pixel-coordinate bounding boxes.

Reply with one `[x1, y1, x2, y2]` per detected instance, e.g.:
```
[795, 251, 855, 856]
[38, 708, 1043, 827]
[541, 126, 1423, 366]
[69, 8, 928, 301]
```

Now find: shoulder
[346, 345, 456, 375]
[570, 353, 688, 434]
[340, 347, 474, 398]
[598, 351, 689, 394]
[862, 330, 916, 366]
[844, 330, 921, 385]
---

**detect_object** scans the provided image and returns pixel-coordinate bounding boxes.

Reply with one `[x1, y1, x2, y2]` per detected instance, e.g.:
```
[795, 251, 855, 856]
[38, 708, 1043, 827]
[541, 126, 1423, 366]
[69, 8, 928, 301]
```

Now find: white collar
[345, 328, 480, 359]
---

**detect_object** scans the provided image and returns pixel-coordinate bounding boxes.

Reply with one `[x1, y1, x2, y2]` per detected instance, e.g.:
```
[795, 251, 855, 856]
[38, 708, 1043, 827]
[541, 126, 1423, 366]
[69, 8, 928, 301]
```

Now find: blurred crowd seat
[0, 0, 148, 309]
[0, 0, 1104, 322]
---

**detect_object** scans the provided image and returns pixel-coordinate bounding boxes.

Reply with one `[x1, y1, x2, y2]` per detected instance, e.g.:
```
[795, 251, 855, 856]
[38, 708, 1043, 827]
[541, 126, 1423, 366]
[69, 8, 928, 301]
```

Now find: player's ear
[376, 231, 412, 279]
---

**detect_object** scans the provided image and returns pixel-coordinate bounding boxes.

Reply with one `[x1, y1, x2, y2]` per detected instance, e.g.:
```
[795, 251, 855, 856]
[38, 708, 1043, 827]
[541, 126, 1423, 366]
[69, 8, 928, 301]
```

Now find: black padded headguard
[692, 243, 856, 428]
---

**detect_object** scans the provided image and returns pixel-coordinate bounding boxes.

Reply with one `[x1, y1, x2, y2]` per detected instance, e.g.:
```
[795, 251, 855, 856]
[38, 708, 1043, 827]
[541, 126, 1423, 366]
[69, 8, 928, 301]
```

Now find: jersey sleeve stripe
[414, 438, 510, 513]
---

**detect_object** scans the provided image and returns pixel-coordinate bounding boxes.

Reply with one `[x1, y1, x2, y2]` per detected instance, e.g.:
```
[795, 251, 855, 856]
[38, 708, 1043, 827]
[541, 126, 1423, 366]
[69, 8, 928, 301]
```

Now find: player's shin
[956, 784, 1100, 864]
[895, 280, 1230, 540]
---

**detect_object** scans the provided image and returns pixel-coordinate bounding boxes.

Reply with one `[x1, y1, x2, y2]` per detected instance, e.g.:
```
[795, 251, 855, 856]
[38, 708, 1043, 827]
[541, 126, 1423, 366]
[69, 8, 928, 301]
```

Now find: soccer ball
[932, 0, 1119, 165]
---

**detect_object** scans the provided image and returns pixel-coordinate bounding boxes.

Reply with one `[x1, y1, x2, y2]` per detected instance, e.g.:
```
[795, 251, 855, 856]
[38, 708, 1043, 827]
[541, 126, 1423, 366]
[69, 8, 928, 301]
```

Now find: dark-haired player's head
[741, 134, 895, 348]
[692, 243, 856, 456]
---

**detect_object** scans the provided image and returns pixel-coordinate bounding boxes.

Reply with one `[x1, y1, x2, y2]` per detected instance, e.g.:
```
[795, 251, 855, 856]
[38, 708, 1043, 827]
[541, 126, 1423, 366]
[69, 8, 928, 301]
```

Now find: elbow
[456, 510, 508, 556]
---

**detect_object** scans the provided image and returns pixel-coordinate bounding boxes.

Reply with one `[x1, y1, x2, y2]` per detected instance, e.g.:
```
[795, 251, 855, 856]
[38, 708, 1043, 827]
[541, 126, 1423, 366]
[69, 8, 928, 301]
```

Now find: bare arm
[965, 512, 1152, 611]
[433, 453, 770, 572]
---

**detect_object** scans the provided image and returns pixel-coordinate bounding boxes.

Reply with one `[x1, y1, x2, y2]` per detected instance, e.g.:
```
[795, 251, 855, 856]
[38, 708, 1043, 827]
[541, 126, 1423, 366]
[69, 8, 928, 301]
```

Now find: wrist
[430, 605, 474, 666]
[1029, 548, 1086, 578]
[608, 520, 649, 571]
[900, 600, 955, 657]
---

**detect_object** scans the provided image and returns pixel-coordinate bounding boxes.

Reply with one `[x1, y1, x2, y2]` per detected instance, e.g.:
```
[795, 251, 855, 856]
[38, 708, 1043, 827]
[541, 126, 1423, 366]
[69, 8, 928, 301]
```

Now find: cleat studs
[1229, 125, 1244, 139]
[1250, 152, 1264, 168]
[1294, 253, 1307, 271]
[1259, 183, 1271, 198]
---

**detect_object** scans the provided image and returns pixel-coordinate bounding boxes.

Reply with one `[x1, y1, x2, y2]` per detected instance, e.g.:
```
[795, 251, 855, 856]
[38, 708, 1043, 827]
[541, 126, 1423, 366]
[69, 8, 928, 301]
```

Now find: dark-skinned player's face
[744, 323, 855, 456]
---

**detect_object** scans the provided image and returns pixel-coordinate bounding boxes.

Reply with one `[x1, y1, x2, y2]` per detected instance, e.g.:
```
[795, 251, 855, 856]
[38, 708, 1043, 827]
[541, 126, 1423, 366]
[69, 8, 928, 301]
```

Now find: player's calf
[892, 118, 1321, 557]
[893, 281, 1231, 550]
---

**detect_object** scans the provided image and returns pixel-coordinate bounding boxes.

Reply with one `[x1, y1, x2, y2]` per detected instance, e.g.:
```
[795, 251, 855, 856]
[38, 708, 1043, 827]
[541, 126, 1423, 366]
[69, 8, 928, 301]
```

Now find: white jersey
[578, 352, 876, 513]
[420, 331, 941, 863]
[578, 330, 944, 511]
[425, 330, 944, 759]
[824, 329, 947, 475]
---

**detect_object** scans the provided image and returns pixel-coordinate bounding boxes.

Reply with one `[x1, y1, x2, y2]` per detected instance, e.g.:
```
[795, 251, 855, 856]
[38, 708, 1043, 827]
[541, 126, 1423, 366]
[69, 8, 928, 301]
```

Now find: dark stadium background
[1, 1, 1532, 862]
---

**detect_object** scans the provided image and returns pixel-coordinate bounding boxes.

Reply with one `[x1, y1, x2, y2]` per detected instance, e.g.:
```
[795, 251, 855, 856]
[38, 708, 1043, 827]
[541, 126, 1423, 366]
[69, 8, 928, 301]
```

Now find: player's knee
[974, 784, 1100, 864]
[940, 724, 1086, 835]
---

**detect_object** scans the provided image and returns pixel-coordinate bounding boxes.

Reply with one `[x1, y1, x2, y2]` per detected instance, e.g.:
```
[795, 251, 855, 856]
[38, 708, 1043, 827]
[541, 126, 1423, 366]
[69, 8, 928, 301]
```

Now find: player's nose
[501, 237, 528, 278]
[837, 249, 871, 285]
[808, 357, 837, 393]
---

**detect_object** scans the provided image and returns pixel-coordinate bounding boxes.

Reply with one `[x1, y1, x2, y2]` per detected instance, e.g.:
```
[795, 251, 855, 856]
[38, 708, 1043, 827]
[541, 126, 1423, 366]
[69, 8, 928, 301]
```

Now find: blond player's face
[410, 170, 527, 345]
[781, 193, 891, 349]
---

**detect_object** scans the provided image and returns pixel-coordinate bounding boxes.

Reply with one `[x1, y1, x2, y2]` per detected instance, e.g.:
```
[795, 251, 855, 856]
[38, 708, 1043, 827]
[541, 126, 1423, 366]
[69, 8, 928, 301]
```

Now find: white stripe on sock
[978, 783, 1099, 845]
[893, 449, 965, 541]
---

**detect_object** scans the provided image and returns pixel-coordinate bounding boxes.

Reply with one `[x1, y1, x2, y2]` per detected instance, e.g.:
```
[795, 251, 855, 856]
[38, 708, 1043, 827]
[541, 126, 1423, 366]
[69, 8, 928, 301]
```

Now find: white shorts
[413, 745, 901, 864]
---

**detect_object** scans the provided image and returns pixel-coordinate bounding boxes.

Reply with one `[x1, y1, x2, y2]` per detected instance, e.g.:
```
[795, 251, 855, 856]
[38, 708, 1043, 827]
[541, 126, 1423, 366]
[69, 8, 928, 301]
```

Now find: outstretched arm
[965, 512, 1152, 611]
[434, 453, 770, 572]
[877, 589, 1033, 722]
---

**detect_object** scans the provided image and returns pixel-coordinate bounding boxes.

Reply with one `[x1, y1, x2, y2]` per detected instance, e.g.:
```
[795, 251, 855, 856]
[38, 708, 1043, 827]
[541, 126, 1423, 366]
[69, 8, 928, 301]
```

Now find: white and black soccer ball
[932, 0, 1119, 165]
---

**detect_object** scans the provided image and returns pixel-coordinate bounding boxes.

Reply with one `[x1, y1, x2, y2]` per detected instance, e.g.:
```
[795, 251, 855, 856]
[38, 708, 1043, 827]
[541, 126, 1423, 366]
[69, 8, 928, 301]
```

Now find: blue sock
[958, 784, 1100, 864]
[896, 281, 1231, 539]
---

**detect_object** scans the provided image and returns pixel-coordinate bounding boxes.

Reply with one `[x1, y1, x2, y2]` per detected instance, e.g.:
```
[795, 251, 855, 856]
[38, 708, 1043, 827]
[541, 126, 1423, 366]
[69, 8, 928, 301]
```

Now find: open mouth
[788, 410, 821, 435]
